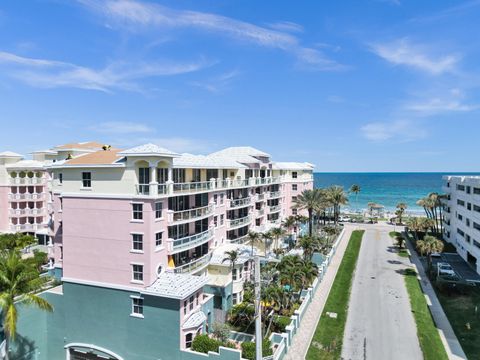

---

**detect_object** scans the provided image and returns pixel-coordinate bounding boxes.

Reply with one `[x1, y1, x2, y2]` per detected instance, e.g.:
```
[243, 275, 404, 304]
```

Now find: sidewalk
[284, 225, 354, 360]
[405, 238, 467, 360]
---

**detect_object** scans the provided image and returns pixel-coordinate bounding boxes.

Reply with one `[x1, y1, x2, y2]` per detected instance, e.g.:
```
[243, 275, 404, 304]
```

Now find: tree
[222, 250, 239, 280]
[0, 251, 53, 360]
[406, 217, 422, 240]
[416, 235, 444, 271]
[396, 202, 408, 224]
[282, 215, 297, 235]
[262, 231, 274, 256]
[0, 233, 36, 252]
[247, 231, 261, 258]
[297, 236, 320, 261]
[325, 186, 349, 225]
[349, 184, 361, 211]
[211, 322, 231, 343]
[270, 227, 286, 251]
[293, 189, 323, 237]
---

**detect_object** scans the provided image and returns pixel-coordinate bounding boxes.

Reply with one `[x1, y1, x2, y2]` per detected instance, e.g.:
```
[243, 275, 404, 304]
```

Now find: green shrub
[191, 334, 222, 354]
[241, 338, 273, 360]
[272, 315, 291, 333]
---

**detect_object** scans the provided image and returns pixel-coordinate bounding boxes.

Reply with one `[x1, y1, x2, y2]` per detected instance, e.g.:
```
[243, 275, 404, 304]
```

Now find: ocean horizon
[314, 172, 480, 213]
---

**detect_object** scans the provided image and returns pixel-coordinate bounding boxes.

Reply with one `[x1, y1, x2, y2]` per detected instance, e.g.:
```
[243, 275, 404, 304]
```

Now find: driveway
[341, 224, 422, 360]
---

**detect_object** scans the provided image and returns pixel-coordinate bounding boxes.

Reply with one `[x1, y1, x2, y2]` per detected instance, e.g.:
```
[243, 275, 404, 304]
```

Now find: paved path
[342, 224, 422, 360]
[405, 236, 467, 359]
[284, 225, 354, 360]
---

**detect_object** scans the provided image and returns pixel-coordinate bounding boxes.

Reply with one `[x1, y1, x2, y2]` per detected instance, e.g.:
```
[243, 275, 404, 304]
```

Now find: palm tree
[299, 261, 318, 289]
[297, 235, 320, 261]
[247, 231, 261, 258]
[222, 250, 239, 280]
[406, 217, 422, 240]
[270, 227, 286, 251]
[293, 189, 323, 237]
[349, 184, 361, 211]
[416, 235, 444, 270]
[326, 186, 349, 225]
[282, 215, 297, 235]
[396, 202, 407, 224]
[0, 251, 53, 360]
[262, 231, 274, 257]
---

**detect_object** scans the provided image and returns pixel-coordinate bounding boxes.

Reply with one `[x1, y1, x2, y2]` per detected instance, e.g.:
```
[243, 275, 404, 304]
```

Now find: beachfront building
[1, 141, 313, 360]
[442, 175, 480, 274]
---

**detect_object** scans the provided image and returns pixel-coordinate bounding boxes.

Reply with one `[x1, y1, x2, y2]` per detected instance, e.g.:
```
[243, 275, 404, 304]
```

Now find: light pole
[254, 255, 262, 360]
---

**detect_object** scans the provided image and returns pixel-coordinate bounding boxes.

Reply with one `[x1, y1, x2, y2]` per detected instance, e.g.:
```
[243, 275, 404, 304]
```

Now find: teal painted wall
[203, 283, 233, 312]
[12, 283, 244, 360]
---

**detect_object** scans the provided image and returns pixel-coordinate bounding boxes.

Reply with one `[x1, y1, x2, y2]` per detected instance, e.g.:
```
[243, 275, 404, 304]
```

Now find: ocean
[314, 172, 480, 214]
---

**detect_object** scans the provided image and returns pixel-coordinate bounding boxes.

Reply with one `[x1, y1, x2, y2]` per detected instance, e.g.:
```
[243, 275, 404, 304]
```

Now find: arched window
[185, 333, 193, 348]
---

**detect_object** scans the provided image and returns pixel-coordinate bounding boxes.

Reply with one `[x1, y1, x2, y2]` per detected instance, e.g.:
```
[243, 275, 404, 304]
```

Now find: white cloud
[92, 121, 153, 133]
[371, 38, 460, 75]
[79, 0, 344, 71]
[267, 21, 304, 33]
[190, 70, 240, 93]
[404, 88, 479, 115]
[0, 51, 211, 92]
[361, 119, 426, 142]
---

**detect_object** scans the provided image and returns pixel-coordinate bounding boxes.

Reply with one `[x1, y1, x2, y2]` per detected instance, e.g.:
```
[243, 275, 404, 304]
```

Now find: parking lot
[432, 253, 480, 282]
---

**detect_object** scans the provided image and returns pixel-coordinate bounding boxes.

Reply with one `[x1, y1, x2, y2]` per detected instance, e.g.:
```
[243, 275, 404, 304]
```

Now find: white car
[437, 262, 455, 277]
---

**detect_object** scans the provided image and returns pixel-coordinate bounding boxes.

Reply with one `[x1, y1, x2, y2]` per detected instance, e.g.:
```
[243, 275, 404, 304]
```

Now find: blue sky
[0, 0, 479, 171]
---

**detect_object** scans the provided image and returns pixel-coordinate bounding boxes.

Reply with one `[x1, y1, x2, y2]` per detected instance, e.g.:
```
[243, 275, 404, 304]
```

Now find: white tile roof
[0, 151, 23, 158]
[173, 153, 246, 169]
[210, 244, 255, 266]
[209, 146, 270, 164]
[118, 143, 179, 157]
[182, 310, 207, 329]
[272, 162, 315, 170]
[144, 272, 208, 299]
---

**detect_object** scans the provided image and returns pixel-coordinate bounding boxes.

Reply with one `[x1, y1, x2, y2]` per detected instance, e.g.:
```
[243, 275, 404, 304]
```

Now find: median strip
[306, 230, 364, 360]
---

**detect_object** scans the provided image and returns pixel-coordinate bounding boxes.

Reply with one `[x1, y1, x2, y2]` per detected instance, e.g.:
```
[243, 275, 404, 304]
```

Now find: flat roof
[143, 272, 208, 299]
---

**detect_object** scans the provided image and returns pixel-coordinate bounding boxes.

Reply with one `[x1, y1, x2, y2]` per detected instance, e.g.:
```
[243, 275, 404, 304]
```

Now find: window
[131, 297, 143, 316]
[292, 208, 298, 215]
[59, 173, 63, 184]
[457, 184, 465, 191]
[189, 296, 194, 310]
[173, 168, 186, 183]
[196, 292, 200, 306]
[192, 169, 201, 182]
[474, 222, 480, 231]
[132, 203, 143, 220]
[457, 199, 465, 207]
[220, 214, 224, 226]
[184, 300, 187, 315]
[292, 171, 298, 179]
[467, 186, 471, 194]
[474, 205, 480, 213]
[223, 169, 228, 179]
[82, 172, 91, 188]
[157, 168, 168, 183]
[155, 232, 163, 247]
[155, 202, 163, 219]
[138, 167, 150, 184]
[457, 228, 465, 237]
[292, 196, 298, 202]
[132, 264, 143, 282]
[206, 169, 218, 180]
[292, 184, 298, 191]
[232, 293, 238, 305]
[232, 268, 238, 281]
[474, 187, 480, 195]
[214, 216, 218, 227]
[186, 333, 193, 348]
[214, 194, 218, 204]
[132, 234, 143, 251]
[468, 203, 472, 211]
[244, 262, 248, 272]
[220, 194, 224, 205]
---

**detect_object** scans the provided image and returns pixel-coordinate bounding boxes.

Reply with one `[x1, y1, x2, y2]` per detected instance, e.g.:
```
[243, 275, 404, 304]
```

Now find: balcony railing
[228, 215, 251, 229]
[172, 204, 214, 223]
[158, 184, 167, 194]
[256, 208, 265, 217]
[269, 205, 281, 213]
[8, 193, 46, 201]
[256, 193, 265, 201]
[9, 223, 43, 232]
[168, 228, 214, 253]
[9, 177, 46, 185]
[229, 197, 251, 209]
[227, 234, 249, 244]
[254, 177, 281, 185]
[268, 191, 281, 199]
[9, 208, 45, 216]
[174, 181, 212, 194]
[135, 184, 150, 195]
[173, 252, 212, 274]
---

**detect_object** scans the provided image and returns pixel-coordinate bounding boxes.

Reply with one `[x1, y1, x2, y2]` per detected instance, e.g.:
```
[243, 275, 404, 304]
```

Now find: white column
[150, 165, 158, 196]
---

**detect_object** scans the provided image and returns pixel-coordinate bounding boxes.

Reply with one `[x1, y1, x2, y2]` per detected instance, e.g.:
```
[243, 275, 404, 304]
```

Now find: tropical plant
[270, 227, 286, 251]
[222, 250, 239, 280]
[395, 202, 408, 224]
[191, 334, 222, 354]
[211, 322, 231, 343]
[297, 236, 320, 261]
[0, 233, 36, 252]
[416, 235, 444, 270]
[282, 215, 297, 235]
[241, 338, 273, 360]
[0, 251, 53, 359]
[247, 231, 261, 257]
[293, 189, 323, 237]
[349, 184, 361, 211]
[406, 217, 422, 240]
[262, 231, 274, 256]
[325, 186, 349, 225]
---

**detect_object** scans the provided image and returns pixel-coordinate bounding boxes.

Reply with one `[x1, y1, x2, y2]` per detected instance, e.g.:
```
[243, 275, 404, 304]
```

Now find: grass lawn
[434, 285, 480, 358]
[306, 230, 364, 360]
[403, 269, 448, 360]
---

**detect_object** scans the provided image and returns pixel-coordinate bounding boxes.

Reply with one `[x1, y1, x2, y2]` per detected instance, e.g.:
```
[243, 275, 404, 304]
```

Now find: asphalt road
[341, 224, 422, 360]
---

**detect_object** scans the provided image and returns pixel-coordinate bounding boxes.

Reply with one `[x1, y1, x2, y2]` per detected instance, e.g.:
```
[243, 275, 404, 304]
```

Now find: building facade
[1, 141, 314, 360]
[442, 175, 480, 274]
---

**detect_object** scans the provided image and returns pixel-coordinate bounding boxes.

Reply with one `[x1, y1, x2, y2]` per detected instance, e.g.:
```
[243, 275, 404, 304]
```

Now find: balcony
[173, 252, 212, 274]
[9, 208, 45, 217]
[9, 223, 44, 232]
[227, 234, 249, 244]
[174, 181, 212, 194]
[269, 205, 281, 213]
[9, 177, 46, 185]
[8, 193, 46, 201]
[171, 204, 214, 223]
[228, 197, 251, 209]
[254, 177, 281, 186]
[256, 208, 265, 217]
[268, 191, 282, 199]
[168, 228, 214, 254]
[228, 215, 251, 229]
[256, 193, 265, 201]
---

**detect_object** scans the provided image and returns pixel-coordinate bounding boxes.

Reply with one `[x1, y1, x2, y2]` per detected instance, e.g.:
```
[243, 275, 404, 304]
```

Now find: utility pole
[254, 255, 262, 360]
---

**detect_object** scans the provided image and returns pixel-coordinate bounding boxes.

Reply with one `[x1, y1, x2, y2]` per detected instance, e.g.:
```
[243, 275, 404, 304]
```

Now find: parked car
[437, 262, 455, 277]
